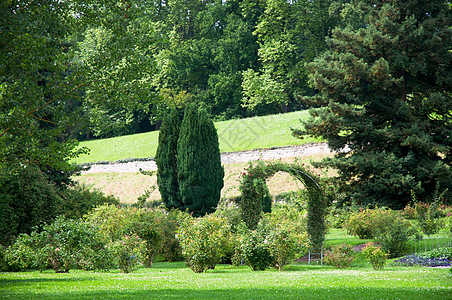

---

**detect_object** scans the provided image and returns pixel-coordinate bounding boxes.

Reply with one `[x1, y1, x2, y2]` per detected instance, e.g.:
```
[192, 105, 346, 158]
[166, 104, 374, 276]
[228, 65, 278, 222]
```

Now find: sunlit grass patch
[1, 263, 450, 299]
[74, 110, 321, 164]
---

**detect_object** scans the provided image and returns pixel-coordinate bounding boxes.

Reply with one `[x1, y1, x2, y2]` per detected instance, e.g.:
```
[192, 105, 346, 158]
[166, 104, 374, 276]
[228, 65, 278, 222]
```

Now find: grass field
[74, 110, 321, 164]
[1, 229, 451, 300]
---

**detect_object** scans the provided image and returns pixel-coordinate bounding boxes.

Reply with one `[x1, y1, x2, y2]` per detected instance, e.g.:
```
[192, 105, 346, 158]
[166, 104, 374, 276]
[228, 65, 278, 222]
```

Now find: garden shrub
[84, 205, 185, 263]
[127, 208, 166, 267]
[345, 208, 379, 239]
[324, 243, 354, 269]
[84, 204, 133, 242]
[158, 209, 184, 262]
[240, 221, 274, 271]
[5, 216, 113, 272]
[0, 165, 63, 246]
[266, 225, 307, 271]
[39, 216, 112, 273]
[4, 233, 45, 271]
[109, 234, 145, 273]
[372, 212, 417, 258]
[177, 214, 232, 273]
[59, 184, 119, 219]
[362, 242, 388, 270]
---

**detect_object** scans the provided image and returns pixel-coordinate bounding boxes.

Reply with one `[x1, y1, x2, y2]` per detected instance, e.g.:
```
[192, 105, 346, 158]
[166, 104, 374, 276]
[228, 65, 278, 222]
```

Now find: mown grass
[1, 263, 450, 299]
[1, 229, 451, 300]
[74, 110, 321, 164]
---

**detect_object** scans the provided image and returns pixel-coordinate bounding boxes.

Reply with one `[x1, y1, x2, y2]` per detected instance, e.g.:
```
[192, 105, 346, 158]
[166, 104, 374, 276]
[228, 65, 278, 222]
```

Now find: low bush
[84, 205, 184, 264]
[177, 214, 232, 273]
[362, 242, 388, 270]
[241, 222, 273, 271]
[109, 234, 145, 273]
[324, 243, 354, 269]
[60, 184, 119, 219]
[345, 208, 379, 239]
[372, 212, 417, 258]
[4, 216, 113, 272]
[345, 208, 417, 258]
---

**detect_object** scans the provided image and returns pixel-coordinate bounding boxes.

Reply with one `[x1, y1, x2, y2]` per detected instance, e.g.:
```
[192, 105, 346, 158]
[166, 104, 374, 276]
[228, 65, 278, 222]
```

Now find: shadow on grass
[0, 276, 98, 286]
[3, 286, 450, 300]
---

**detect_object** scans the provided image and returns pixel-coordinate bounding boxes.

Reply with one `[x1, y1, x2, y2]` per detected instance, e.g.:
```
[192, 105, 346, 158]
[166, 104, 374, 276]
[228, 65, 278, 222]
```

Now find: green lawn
[1, 229, 451, 299]
[1, 263, 450, 299]
[74, 110, 322, 164]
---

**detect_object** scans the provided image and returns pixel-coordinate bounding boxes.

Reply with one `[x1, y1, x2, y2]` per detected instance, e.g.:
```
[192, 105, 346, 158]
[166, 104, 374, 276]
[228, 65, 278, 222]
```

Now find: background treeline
[69, 0, 342, 140]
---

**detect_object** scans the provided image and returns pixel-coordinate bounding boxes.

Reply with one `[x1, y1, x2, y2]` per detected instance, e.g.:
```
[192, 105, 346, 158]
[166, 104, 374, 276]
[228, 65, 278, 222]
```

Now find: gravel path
[81, 142, 339, 174]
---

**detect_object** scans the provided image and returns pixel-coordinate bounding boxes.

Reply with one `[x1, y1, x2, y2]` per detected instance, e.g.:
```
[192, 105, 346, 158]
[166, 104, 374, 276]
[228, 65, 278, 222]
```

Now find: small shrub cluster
[345, 208, 417, 257]
[177, 214, 232, 273]
[4, 216, 112, 272]
[324, 243, 354, 269]
[174, 202, 309, 273]
[2, 205, 185, 273]
[110, 234, 145, 273]
[362, 242, 388, 270]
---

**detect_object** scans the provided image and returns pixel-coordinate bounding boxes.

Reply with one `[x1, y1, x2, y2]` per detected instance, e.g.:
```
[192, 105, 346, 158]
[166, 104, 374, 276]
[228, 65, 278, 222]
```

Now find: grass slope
[74, 110, 320, 164]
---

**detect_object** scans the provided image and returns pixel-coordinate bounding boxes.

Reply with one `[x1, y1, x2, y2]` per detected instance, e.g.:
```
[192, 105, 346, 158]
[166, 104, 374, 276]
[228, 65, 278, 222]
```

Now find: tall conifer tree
[155, 109, 182, 209]
[296, 0, 452, 208]
[177, 104, 224, 216]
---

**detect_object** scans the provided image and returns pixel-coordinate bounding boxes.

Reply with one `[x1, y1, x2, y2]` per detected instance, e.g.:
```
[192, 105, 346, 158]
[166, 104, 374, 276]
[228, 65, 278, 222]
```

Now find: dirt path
[81, 142, 338, 174]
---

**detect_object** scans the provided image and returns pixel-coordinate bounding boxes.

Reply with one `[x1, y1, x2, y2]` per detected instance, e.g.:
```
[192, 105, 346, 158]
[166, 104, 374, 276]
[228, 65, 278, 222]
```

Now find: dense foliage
[239, 160, 327, 248]
[296, 0, 452, 208]
[155, 109, 181, 210]
[177, 104, 224, 217]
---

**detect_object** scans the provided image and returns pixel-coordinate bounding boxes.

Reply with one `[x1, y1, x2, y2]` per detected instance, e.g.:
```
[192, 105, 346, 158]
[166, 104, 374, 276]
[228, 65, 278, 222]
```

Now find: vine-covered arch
[239, 161, 328, 248]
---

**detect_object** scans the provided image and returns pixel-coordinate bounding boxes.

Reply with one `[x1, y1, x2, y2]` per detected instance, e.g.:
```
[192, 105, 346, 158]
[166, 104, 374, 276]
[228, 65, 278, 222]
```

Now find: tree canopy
[295, 0, 452, 208]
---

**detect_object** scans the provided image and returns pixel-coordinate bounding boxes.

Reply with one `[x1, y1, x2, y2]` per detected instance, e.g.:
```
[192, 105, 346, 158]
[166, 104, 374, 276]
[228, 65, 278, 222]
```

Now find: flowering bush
[324, 243, 354, 269]
[5, 216, 113, 272]
[264, 205, 308, 271]
[362, 242, 388, 270]
[345, 208, 381, 239]
[372, 212, 417, 258]
[3, 233, 46, 271]
[241, 222, 273, 271]
[393, 255, 451, 267]
[85, 205, 185, 264]
[177, 214, 232, 273]
[110, 234, 145, 273]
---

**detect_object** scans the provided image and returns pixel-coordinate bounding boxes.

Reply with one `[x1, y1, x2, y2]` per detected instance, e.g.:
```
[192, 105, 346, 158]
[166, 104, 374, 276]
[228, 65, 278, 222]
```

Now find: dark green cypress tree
[295, 0, 452, 208]
[177, 103, 224, 217]
[155, 109, 182, 210]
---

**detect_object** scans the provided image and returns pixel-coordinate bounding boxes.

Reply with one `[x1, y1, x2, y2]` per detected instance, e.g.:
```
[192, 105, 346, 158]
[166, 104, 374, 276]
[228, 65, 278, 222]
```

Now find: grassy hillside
[74, 110, 320, 164]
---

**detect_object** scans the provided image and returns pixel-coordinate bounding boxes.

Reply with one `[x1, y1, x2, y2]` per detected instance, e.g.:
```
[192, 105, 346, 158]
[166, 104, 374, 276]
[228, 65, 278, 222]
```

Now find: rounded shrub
[177, 214, 232, 273]
[362, 242, 388, 270]
[324, 243, 354, 269]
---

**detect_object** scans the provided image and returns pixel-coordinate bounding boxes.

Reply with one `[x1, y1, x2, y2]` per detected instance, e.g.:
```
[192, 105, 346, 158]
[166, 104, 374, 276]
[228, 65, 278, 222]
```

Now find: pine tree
[155, 109, 182, 210]
[297, 0, 452, 208]
[177, 104, 224, 216]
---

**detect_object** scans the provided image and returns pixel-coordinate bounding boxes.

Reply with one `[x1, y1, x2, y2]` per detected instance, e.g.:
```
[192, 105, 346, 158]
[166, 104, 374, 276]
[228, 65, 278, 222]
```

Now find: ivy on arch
[239, 160, 329, 248]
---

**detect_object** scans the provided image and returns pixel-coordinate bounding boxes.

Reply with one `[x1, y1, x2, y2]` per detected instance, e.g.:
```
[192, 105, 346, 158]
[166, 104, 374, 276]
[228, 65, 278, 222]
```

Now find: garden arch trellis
[239, 161, 329, 249]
